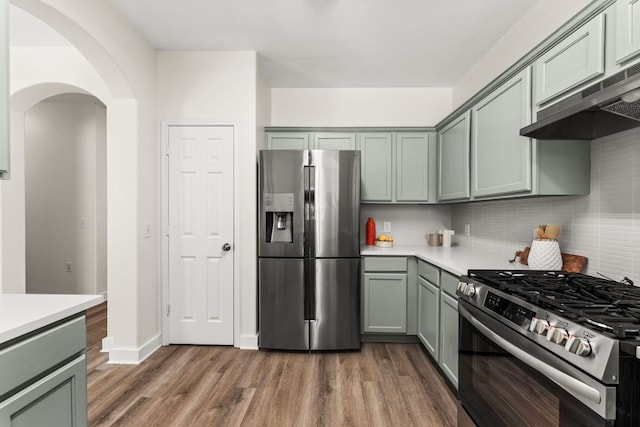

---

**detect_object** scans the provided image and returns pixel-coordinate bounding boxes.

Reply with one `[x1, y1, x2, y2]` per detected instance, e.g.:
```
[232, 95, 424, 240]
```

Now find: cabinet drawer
[363, 256, 407, 272]
[418, 260, 439, 285]
[0, 316, 86, 397]
[441, 271, 460, 298]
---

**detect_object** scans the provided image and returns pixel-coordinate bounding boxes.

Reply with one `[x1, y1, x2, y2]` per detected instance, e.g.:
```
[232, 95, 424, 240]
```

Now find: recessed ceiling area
[12, 1, 538, 88]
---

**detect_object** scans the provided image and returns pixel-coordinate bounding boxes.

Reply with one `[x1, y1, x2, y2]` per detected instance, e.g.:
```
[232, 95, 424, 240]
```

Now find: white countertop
[360, 244, 527, 277]
[0, 294, 104, 344]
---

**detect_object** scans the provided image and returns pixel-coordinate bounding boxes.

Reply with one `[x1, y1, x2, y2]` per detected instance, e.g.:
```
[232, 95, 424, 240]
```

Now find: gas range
[458, 270, 640, 384]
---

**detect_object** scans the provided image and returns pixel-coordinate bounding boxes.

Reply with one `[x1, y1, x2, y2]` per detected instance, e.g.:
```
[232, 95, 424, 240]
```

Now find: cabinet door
[535, 14, 604, 105]
[438, 112, 470, 201]
[0, 356, 87, 427]
[616, 0, 640, 64]
[396, 132, 434, 202]
[472, 68, 532, 198]
[439, 292, 459, 389]
[0, 0, 8, 177]
[362, 272, 407, 333]
[266, 132, 309, 150]
[313, 132, 356, 150]
[418, 276, 440, 360]
[359, 133, 393, 202]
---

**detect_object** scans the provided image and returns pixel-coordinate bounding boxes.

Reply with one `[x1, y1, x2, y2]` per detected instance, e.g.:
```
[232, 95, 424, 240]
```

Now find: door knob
[222, 243, 231, 252]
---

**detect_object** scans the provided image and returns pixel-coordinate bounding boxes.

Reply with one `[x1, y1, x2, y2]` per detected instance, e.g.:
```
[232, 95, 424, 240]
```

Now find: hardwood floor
[86, 303, 457, 426]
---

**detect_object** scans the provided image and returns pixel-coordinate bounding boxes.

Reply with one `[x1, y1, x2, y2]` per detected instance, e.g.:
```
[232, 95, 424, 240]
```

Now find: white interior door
[167, 125, 234, 344]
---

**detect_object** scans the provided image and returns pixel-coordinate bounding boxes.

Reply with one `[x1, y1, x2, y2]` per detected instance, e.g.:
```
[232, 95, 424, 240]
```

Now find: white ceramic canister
[528, 239, 562, 270]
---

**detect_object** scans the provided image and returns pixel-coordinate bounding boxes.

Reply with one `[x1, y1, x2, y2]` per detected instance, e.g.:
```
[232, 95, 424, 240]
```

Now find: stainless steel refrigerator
[258, 149, 361, 351]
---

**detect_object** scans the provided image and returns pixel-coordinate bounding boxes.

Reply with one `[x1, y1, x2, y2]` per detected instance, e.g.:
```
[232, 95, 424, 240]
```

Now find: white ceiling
[12, 0, 537, 88]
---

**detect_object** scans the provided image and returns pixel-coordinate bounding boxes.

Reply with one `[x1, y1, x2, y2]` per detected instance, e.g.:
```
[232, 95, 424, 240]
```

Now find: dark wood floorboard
[86, 302, 457, 426]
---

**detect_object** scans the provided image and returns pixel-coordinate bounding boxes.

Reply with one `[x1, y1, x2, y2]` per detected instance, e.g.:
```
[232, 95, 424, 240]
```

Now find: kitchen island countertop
[0, 294, 104, 344]
[360, 244, 527, 277]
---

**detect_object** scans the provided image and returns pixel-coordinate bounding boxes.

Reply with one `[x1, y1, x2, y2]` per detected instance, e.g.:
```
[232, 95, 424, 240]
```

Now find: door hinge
[166, 305, 170, 316]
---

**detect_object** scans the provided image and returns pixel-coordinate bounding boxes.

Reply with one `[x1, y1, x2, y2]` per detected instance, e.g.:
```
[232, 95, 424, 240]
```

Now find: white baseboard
[101, 336, 114, 352]
[102, 334, 162, 365]
[238, 334, 258, 350]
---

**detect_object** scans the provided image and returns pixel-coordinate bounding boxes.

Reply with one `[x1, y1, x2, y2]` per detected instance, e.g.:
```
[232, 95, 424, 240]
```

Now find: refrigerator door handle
[304, 259, 316, 320]
[303, 165, 315, 257]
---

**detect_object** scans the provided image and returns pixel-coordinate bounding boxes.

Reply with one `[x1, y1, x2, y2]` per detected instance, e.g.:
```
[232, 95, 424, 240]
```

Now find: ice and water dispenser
[264, 193, 294, 243]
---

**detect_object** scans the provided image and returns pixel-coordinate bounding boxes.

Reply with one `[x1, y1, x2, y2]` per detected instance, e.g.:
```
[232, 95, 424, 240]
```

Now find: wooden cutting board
[510, 247, 587, 273]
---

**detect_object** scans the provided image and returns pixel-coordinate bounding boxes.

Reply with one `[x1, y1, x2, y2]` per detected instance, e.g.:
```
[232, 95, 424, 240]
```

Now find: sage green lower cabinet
[417, 276, 440, 359]
[439, 293, 459, 389]
[266, 132, 309, 150]
[0, 316, 88, 426]
[0, 356, 87, 427]
[363, 273, 407, 333]
[362, 256, 408, 334]
[439, 271, 460, 389]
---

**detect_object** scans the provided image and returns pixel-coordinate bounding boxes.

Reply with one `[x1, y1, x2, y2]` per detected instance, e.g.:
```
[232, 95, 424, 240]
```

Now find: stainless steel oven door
[459, 301, 616, 427]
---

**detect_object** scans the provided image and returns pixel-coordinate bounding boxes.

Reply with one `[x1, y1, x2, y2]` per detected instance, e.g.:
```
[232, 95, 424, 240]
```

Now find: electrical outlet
[65, 262, 72, 273]
[464, 223, 471, 236]
[79, 218, 87, 229]
[383, 222, 391, 233]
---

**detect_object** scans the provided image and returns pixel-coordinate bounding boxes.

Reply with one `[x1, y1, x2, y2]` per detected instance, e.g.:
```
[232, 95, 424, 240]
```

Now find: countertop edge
[360, 245, 525, 277]
[0, 294, 104, 344]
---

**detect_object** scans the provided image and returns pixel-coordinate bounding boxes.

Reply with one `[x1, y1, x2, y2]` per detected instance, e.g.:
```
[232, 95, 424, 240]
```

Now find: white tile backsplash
[451, 127, 640, 285]
[361, 204, 451, 246]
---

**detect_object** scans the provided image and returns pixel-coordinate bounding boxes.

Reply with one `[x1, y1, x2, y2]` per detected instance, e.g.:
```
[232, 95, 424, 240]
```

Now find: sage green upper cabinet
[472, 68, 532, 198]
[438, 112, 470, 201]
[534, 14, 605, 106]
[0, 0, 9, 178]
[396, 132, 435, 202]
[616, 0, 640, 64]
[313, 132, 356, 150]
[266, 132, 310, 150]
[359, 132, 394, 202]
[360, 132, 436, 203]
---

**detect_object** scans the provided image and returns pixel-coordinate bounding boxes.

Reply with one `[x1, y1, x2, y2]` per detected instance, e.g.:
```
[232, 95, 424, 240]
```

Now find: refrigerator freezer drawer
[258, 257, 361, 351]
[310, 258, 361, 350]
[258, 258, 308, 350]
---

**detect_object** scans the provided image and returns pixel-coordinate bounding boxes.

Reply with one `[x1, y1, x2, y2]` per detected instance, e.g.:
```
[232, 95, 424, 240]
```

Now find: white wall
[452, 128, 640, 285]
[271, 88, 451, 127]
[9, 1, 159, 364]
[157, 51, 259, 347]
[24, 97, 106, 296]
[452, 0, 592, 108]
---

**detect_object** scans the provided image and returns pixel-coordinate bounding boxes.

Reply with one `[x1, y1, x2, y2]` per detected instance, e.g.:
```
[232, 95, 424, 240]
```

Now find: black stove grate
[467, 270, 640, 338]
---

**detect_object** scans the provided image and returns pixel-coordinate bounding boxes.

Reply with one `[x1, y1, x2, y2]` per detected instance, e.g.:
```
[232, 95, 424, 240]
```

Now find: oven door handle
[460, 305, 602, 405]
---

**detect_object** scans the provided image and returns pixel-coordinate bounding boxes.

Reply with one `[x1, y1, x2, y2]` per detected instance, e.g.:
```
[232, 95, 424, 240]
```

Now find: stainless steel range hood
[521, 64, 640, 140]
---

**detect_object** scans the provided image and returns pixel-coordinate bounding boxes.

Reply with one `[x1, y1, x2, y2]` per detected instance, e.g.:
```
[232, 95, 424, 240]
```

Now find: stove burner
[468, 270, 640, 339]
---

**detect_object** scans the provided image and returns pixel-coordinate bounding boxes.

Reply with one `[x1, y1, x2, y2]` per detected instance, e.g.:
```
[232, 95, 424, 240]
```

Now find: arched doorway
[24, 93, 107, 296]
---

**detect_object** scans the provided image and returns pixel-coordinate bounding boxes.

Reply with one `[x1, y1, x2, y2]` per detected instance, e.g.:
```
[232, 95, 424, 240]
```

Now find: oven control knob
[529, 317, 549, 335]
[565, 336, 592, 357]
[456, 282, 476, 297]
[546, 326, 568, 345]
